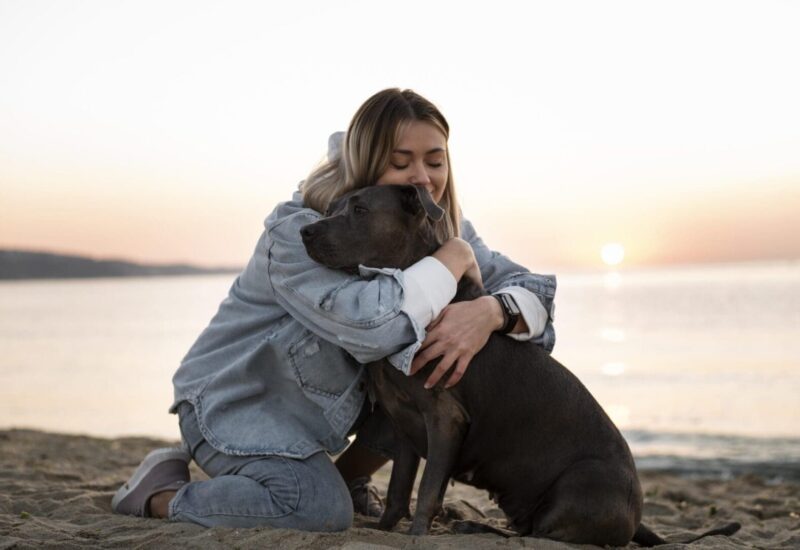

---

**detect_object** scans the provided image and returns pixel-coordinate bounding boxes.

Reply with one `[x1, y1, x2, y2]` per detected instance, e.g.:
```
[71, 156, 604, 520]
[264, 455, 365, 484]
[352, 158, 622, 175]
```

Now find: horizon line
[2, 246, 798, 276]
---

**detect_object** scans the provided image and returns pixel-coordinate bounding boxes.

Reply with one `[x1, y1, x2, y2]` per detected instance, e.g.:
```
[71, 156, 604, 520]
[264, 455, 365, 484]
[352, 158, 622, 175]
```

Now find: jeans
[168, 401, 353, 531]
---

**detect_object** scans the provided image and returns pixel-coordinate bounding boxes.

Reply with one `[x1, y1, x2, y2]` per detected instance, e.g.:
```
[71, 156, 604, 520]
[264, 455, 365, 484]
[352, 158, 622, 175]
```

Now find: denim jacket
[170, 190, 557, 459]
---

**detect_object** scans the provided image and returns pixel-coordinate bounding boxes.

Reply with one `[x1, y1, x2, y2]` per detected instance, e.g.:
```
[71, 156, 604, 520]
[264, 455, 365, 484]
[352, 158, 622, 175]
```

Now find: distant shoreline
[0, 249, 241, 280]
[2, 248, 796, 281]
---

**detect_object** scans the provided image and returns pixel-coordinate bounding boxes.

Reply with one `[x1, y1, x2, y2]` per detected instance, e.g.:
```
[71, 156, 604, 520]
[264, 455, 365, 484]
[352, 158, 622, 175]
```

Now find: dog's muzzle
[300, 222, 320, 244]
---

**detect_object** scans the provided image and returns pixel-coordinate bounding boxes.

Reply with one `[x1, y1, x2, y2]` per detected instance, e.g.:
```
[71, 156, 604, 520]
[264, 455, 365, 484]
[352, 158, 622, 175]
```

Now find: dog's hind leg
[408, 396, 468, 536]
[378, 437, 420, 531]
[526, 459, 641, 546]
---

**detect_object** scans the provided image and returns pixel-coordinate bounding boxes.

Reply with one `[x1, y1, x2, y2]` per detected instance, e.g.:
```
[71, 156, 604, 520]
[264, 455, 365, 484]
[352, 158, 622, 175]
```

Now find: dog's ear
[416, 186, 445, 221]
[401, 185, 444, 222]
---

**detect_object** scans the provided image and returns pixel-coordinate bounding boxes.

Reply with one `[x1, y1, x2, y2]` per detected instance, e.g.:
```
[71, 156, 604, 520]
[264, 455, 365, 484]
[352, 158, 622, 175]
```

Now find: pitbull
[301, 184, 740, 546]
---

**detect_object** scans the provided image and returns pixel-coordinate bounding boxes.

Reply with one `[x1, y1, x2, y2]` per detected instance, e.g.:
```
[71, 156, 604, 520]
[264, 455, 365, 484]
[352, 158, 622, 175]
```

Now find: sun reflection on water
[601, 361, 627, 377]
[603, 271, 622, 290]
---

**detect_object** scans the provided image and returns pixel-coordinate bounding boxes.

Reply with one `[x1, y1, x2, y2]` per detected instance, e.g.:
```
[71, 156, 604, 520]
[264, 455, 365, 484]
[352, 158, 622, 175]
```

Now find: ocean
[1, 262, 799, 480]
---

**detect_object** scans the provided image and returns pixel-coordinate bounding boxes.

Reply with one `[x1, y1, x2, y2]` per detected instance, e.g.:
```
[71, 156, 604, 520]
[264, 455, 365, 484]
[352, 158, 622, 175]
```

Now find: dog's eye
[353, 205, 368, 215]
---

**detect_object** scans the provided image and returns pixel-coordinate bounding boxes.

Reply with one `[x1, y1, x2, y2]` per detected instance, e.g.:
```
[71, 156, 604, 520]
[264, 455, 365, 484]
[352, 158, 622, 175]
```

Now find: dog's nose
[300, 224, 317, 241]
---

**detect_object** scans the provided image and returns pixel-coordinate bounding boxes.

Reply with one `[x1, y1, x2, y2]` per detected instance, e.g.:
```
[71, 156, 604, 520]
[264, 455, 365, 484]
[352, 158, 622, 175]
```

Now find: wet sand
[1, 429, 798, 549]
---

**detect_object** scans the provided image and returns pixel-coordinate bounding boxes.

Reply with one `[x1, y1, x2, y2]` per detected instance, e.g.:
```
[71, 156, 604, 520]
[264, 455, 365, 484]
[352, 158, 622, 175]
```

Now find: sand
[1, 429, 798, 549]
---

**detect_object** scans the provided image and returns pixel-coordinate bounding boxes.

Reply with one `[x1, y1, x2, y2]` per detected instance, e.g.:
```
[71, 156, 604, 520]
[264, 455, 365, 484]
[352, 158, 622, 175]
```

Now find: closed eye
[390, 162, 443, 169]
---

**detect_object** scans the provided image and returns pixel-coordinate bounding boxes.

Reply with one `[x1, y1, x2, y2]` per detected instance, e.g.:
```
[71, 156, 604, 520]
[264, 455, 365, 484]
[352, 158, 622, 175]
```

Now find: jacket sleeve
[266, 208, 425, 371]
[461, 217, 557, 352]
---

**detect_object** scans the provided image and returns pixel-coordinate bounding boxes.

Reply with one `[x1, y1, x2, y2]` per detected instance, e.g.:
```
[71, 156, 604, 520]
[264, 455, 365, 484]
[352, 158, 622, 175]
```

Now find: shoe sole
[111, 447, 190, 512]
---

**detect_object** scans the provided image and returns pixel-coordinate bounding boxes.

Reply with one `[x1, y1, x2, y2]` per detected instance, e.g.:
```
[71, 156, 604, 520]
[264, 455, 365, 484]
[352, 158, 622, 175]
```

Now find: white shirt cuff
[495, 286, 549, 341]
[401, 257, 457, 328]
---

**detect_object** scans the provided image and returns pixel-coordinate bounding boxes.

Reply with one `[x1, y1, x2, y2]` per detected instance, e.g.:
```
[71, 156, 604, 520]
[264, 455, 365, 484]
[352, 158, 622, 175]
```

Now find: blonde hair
[301, 88, 460, 240]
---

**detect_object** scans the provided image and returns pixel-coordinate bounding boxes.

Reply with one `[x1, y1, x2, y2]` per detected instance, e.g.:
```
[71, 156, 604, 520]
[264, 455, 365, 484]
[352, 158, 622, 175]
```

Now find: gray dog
[301, 184, 740, 546]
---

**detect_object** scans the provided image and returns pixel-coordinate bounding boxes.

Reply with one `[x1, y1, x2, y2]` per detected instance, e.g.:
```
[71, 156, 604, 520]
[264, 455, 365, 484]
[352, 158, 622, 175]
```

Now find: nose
[300, 224, 317, 241]
[408, 161, 431, 185]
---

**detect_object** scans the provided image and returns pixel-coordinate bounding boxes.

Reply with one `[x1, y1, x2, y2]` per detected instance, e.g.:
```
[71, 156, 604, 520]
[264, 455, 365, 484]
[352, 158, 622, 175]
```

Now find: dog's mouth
[302, 234, 359, 273]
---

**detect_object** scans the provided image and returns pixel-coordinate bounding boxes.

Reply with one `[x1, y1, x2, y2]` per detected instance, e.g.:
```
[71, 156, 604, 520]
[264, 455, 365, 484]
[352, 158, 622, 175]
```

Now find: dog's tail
[450, 519, 517, 537]
[632, 524, 666, 546]
[632, 521, 741, 547]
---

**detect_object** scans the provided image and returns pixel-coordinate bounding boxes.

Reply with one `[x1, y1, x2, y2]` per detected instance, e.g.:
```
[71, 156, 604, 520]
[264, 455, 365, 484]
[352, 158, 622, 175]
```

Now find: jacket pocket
[288, 329, 359, 408]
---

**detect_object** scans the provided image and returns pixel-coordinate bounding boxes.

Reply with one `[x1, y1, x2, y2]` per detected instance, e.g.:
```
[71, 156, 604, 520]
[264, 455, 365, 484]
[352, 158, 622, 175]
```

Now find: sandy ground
[1, 429, 798, 549]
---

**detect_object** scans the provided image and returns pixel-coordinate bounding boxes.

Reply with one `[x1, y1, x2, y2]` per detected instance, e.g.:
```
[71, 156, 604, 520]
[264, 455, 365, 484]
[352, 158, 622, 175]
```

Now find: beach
[1, 429, 798, 549]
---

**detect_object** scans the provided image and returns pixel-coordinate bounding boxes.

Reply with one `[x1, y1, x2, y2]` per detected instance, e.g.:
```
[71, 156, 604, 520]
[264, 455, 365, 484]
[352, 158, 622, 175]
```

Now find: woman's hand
[410, 295, 504, 389]
[431, 238, 483, 288]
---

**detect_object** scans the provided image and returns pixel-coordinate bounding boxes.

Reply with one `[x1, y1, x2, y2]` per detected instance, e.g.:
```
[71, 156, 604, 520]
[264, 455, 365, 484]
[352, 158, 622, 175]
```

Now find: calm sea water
[1, 262, 799, 478]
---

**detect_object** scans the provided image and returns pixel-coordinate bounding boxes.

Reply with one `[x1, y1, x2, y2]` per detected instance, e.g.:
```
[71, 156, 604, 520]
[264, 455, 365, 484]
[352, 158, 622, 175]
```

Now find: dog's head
[301, 184, 444, 271]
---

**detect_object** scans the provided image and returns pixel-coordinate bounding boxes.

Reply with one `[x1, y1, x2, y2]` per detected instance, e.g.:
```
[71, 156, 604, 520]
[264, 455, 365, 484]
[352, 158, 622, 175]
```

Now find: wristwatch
[493, 293, 520, 334]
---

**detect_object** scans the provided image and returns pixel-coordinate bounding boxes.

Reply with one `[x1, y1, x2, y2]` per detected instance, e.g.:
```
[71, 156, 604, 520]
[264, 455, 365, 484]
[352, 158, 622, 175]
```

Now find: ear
[401, 185, 445, 221]
[415, 185, 445, 221]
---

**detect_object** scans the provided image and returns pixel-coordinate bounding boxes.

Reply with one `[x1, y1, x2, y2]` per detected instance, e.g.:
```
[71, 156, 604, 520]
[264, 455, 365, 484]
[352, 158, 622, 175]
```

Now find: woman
[112, 88, 556, 531]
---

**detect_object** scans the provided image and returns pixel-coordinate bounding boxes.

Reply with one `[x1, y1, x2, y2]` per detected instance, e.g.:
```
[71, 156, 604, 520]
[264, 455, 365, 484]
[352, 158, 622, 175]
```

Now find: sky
[1, 0, 798, 271]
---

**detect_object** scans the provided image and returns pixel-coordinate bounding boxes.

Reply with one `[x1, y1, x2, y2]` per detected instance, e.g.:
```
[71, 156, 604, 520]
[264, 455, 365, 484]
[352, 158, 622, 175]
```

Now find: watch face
[502, 294, 520, 316]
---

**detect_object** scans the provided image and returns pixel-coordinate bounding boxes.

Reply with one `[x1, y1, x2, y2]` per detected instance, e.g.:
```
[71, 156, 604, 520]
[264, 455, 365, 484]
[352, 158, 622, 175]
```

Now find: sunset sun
[601, 243, 625, 266]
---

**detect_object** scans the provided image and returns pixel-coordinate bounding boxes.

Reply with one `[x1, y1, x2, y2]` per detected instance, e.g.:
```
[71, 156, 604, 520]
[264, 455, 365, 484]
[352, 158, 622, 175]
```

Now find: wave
[625, 429, 800, 481]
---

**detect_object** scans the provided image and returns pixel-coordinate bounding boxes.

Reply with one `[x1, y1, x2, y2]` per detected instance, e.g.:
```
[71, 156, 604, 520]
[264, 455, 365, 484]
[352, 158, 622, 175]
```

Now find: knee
[310, 483, 353, 532]
[284, 460, 353, 532]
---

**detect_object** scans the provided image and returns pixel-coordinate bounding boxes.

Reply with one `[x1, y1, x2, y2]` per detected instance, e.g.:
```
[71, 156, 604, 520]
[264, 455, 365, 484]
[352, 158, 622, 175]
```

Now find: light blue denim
[169, 401, 354, 530]
[170, 185, 557, 460]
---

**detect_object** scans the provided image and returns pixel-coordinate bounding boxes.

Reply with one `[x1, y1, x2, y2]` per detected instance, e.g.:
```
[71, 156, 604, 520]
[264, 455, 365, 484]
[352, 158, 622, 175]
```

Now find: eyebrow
[392, 147, 446, 155]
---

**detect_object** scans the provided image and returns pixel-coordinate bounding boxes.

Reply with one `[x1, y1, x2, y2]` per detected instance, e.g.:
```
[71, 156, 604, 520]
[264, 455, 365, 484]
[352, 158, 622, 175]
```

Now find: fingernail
[424, 383, 432, 390]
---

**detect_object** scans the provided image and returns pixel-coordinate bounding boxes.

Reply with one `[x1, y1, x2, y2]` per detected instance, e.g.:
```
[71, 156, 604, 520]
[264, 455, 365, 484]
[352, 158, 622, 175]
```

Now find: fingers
[424, 353, 457, 390]
[414, 352, 472, 389]
[444, 356, 471, 389]
[410, 304, 477, 386]
[417, 333, 435, 353]
[412, 347, 473, 389]
[418, 311, 446, 355]
[418, 314, 446, 354]
[410, 340, 445, 374]
[428, 310, 445, 329]
[409, 357, 426, 375]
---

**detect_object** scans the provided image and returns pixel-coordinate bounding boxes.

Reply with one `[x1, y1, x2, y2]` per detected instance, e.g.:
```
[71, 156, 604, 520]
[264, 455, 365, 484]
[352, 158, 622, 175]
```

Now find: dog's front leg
[409, 397, 468, 536]
[378, 436, 420, 531]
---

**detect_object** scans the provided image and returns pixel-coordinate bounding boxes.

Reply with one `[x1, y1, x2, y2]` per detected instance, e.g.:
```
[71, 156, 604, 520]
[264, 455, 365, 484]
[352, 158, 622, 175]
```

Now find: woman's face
[377, 120, 448, 203]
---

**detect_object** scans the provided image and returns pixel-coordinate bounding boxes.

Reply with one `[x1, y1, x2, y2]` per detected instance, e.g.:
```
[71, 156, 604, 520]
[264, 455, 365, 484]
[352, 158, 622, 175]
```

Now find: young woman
[112, 88, 556, 531]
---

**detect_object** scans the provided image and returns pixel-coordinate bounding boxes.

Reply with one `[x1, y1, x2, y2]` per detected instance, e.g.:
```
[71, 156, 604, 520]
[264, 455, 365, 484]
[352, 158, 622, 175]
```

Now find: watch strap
[493, 293, 520, 334]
